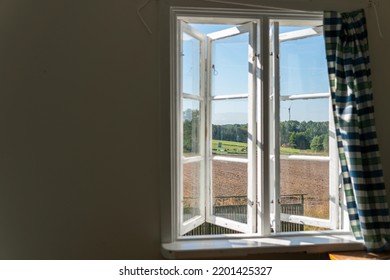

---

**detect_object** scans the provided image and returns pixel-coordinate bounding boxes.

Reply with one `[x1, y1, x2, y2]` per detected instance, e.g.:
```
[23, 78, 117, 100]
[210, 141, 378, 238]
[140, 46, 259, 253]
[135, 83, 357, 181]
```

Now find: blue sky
[182, 23, 329, 124]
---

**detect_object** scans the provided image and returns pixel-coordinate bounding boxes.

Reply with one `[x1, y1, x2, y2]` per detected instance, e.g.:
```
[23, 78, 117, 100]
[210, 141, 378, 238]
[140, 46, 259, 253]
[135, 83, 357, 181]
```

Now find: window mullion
[329, 97, 340, 229]
[280, 93, 330, 101]
[259, 17, 271, 236]
[182, 93, 204, 101]
[205, 35, 212, 226]
[269, 21, 281, 233]
[248, 21, 257, 234]
[211, 94, 249, 100]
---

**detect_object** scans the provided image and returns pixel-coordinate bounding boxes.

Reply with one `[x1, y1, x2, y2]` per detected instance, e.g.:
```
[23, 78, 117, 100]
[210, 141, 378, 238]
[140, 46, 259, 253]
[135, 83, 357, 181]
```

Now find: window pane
[280, 30, 329, 96]
[211, 32, 249, 96]
[183, 161, 201, 222]
[211, 99, 248, 158]
[182, 32, 201, 96]
[280, 159, 329, 221]
[212, 160, 248, 224]
[190, 23, 236, 34]
[276, 25, 333, 232]
[183, 99, 201, 157]
[280, 99, 329, 157]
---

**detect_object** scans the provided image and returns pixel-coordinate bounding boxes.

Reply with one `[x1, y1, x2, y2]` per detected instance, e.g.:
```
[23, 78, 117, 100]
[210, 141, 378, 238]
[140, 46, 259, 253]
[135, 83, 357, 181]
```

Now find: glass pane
[211, 32, 250, 96]
[280, 28, 329, 96]
[277, 25, 331, 232]
[280, 99, 329, 157]
[183, 161, 201, 222]
[183, 99, 201, 157]
[190, 23, 236, 34]
[280, 159, 329, 221]
[212, 160, 248, 224]
[211, 99, 248, 158]
[182, 32, 201, 96]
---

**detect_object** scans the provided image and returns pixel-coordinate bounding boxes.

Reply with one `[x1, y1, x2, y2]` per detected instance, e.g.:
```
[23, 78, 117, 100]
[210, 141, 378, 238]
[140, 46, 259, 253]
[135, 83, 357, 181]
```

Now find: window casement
[169, 8, 349, 241]
[178, 19, 258, 236]
[268, 21, 341, 232]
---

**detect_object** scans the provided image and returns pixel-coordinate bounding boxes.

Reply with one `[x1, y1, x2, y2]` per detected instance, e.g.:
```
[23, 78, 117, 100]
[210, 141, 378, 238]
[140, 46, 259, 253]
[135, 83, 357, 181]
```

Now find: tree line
[212, 120, 329, 152]
[280, 120, 329, 152]
[183, 109, 329, 153]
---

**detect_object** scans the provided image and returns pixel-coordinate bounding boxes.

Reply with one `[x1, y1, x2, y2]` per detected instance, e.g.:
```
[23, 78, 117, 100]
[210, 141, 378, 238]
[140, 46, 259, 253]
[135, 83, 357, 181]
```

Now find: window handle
[212, 64, 218, 75]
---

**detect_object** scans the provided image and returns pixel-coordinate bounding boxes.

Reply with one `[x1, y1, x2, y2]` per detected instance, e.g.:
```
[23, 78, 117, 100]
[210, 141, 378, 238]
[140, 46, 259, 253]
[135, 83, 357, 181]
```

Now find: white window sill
[161, 232, 365, 259]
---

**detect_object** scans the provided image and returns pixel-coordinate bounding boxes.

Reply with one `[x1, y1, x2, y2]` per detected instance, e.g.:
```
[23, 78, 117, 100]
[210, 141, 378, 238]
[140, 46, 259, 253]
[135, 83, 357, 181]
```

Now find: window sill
[161, 232, 365, 259]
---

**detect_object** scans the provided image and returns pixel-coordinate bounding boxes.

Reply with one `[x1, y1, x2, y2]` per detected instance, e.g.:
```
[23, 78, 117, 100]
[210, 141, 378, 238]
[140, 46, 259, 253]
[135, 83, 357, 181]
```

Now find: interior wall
[0, 0, 388, 260]
[367, 0, 390, 205]
[0, 0, 161, 259]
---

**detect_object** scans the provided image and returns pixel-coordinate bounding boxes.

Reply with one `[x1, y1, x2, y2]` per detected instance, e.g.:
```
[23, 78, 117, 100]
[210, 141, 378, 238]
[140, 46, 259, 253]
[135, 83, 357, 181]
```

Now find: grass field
[212, 140, 247, 156]
[212, 140, 328, 156]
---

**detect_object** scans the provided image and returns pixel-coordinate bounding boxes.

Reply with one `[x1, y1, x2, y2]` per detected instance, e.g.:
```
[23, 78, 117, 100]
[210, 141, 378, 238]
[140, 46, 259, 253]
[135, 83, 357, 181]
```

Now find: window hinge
[270, 52, 280, 59]
[338, 187, 343, 207]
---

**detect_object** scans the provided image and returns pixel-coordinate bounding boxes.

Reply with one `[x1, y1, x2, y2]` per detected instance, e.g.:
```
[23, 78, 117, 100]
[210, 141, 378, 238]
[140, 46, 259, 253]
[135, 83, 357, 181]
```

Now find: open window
[269, 20, 341, 232]
[173, 11, 346, 239]
[178, 20, 258, 235]
[179, 22, 206, 235]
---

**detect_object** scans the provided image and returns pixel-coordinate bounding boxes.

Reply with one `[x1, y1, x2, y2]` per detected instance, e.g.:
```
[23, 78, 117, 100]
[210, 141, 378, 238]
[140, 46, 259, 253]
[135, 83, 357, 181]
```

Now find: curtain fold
[324, 10, 390, 252]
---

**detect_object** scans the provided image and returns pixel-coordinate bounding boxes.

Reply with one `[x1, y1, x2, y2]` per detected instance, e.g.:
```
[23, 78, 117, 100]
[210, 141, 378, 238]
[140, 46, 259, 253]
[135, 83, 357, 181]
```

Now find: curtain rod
[137, 0, 380, 36]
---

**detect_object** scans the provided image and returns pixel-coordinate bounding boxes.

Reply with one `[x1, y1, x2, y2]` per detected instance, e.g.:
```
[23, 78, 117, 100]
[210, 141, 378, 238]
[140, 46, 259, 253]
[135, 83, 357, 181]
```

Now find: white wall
[0, 0, 388, 259]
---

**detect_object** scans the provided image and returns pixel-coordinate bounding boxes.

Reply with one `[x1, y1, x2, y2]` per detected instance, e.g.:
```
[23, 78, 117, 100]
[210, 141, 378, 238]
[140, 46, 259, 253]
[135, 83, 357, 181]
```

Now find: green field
[212, 140, 328, 157]
[280, 146, 328, 156]
[212, 140, 247, 156]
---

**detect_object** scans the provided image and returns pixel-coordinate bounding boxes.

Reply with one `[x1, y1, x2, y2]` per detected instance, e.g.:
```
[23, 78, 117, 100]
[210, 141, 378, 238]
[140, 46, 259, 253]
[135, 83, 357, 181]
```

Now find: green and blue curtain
[324, 10, 390, 252]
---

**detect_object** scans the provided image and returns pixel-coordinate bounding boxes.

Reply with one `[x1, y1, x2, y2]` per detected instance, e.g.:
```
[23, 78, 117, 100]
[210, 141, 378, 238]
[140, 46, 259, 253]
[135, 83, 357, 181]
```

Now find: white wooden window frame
[168, 7, 350, 244]
[205, 22, 257, 234]
[178, 19, 258, 235]
[178, 22, 207, 236]
[269, 19, 341, 231]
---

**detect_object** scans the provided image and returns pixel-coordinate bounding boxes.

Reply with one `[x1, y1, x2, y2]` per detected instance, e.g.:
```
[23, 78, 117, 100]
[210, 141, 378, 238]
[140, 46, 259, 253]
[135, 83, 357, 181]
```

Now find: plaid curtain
[324, 10, 390, 252]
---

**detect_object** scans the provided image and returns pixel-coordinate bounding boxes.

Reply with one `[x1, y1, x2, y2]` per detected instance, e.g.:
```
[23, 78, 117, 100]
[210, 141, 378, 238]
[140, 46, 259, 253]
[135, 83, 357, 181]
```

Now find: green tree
[212, 124, 248, 143]
[183, 110, 200, 154]
[280, 120, 300, 146]
[310, 135, 323, 152]
[322, 133, 329, 152]
[281, 120, 329, 150]
[289, 132, 310, 150]
[288, 132, 297, 148]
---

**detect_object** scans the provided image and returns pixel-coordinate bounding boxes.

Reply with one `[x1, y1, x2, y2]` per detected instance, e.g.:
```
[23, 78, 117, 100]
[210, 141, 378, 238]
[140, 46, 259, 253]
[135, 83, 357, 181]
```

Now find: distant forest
[280, 120, 329, 152]
[212, 121, 328, 152]
[183, 109, 329, 153]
